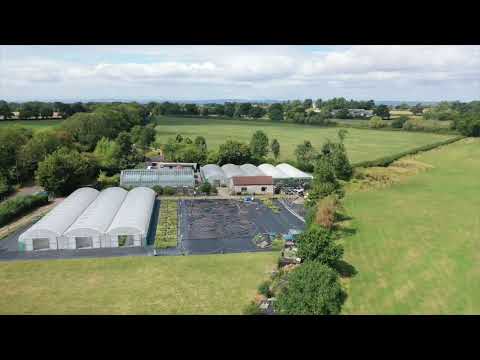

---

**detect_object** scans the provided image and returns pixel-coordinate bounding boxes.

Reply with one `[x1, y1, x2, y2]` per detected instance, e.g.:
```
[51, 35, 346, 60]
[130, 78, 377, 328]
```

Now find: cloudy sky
[1, 45, 479, 102]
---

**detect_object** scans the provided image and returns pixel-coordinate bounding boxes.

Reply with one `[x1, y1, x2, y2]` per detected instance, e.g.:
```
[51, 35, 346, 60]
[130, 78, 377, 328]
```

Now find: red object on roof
[231, 176, 273, 186]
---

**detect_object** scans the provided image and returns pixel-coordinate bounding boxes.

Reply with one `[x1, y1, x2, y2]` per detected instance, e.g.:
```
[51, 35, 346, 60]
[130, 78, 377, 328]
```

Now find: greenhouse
[258, 163, 290, 181]
[239, 164, 266, 177]
[120, 168, 195, 188]
[276, 163, 313, 180]
[107, 187, 156, 247]
[200, 164, 228, 186]
[221, 164, 246, 179]
[18, 187, 100, 251]
[63, 187, 128, 249]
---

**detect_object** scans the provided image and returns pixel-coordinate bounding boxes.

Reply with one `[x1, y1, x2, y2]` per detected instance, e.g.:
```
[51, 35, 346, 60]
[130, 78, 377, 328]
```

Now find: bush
[0, 193, 49, 227]
[242, 302, 264, 315]
[152, 185, 163, 195]
[163, 186, 176, 196]
[296, 226, 344, 267]
[257, 280, 272, 297]
[368, 116, 387, 128]
[455, 113, 480, 137]
[96, 171, 119, 189]
[391, 115, 409, 128]
[198, 181, 212, 194]
[275, 261, 346, 315]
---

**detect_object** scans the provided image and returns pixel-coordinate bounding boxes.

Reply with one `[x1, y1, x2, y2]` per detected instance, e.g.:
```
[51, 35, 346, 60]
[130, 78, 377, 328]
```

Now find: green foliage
[257, 280, 272, 297]
[296, 226, 344, 266]
[307, 156, 344, 206]
[268, 103, 284, 121]
[35, 147, 99, 196]
[368, 116, 387, 128]
[0, 126, 33, 184]
[0, 175, 11, 199]
[294, 140, 317, 172]
[455, 113, 480, 137]
[217, 140, 252, 165]
[96, 171, 119, 189]
[352, 136, 465, 168]
[130, 124, 156, 149]
[163, 186, 176, 196]
[270, 139, 280, 160]
[320, 134, 353, 181]
[198, 181, 212, 195]
[391, 115, 409, 128]
[93, 137, 121, 172]
[162, 135, 208, 164]
[275, 261, 346, 315]
[250, 130, 269, 160]
[0, 193, 49, 227]
[194, 136, 207, 152]
[152, 185, 163, 195]
[154, 200, 178, 249]
[373, 105, 390, 119]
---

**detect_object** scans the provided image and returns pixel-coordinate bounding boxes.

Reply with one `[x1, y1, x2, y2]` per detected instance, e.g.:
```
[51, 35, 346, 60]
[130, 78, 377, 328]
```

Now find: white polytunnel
[18, 187, 100, 251]
[221, 164, 246, 179]
[276, 163, 313, 179]
[200, 164, 227, 186]
[258, 163, 290, 180]
[106, 187, 156, 247]
[239, 164, 266, 176]
[63, 187, 128, 249]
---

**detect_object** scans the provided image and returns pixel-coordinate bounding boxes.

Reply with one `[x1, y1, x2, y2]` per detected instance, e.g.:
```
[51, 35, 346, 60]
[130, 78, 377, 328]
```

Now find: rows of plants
[0, 193, 49, 227]
[154, 200, 178, 249]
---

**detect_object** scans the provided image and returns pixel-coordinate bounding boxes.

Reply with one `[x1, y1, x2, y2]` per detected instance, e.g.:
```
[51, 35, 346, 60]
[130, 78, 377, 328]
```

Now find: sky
[1, 45, 479, 102]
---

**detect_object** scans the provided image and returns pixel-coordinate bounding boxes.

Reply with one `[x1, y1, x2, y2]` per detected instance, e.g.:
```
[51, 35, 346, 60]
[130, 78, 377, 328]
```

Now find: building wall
[230, 184, 274, 195]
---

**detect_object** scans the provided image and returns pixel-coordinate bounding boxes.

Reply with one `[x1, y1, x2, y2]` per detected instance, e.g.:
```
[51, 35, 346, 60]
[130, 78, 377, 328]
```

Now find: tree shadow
[335, 259, 358, 278]
[336, 213, 353, 222]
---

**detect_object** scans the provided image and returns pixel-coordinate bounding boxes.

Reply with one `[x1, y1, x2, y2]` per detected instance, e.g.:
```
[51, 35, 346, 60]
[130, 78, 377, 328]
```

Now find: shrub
[163, 186, 176, 196]
[296, 226, 344, 266]
[96, 171, 119, 189]
[242, 301, 264, 315]
[198, 181, 212, 194]
[274, 261, 346, 315]
[455, 113, 480, 137]
[0, 193, 49, 227]
[368, 116, 387, 128]
[257, 280, 272, 297]
[152, 185, 163, 195]
[391, 115, 409, 128]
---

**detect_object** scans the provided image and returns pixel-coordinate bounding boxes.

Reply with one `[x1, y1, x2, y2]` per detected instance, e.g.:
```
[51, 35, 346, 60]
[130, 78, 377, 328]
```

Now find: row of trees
[0, 101, 89, 120]
[263, 131, 354, 314]
[0, 103, 153, 197]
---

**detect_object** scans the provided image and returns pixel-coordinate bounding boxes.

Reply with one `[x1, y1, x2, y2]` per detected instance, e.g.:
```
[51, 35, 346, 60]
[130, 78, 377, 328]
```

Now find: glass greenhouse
[120, 168, 195, 188]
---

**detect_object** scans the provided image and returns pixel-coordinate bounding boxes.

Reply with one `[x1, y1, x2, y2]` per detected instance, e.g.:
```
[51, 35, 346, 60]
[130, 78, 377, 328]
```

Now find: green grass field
[0, 252, 277, 314]
[342, 138, 480, 314]
[154, 116, 455, 163]
[0, 119, 63, 130]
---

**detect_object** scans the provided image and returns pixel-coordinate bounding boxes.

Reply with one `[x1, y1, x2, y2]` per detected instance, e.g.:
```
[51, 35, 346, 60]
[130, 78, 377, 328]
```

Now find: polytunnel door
[75, 236, 93, 249]
[118, 235, 135, 247]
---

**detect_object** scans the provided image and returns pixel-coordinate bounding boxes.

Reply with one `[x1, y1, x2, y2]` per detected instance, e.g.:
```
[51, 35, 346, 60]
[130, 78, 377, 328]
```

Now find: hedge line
[0, 193, 49, 227]
[335, 122, 459, 135]
[352, 135, 465, 168]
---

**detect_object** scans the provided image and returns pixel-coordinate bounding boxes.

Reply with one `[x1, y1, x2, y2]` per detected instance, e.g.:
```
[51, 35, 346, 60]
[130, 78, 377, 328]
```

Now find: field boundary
[352, 135, 465, 168]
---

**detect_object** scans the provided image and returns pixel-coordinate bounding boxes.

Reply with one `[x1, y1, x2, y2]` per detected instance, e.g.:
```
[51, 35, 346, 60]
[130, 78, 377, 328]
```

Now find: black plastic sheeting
[179, 199, 304, 255]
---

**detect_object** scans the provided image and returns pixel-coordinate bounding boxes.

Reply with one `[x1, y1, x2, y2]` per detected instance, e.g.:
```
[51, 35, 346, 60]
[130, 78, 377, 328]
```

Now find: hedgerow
[0, 193, 49, 227]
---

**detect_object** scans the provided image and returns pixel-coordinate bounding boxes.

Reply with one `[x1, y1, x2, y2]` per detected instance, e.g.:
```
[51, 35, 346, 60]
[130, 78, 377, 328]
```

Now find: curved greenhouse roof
[258, 163, 290, 179]
[276, 163, 313, 179]
[107, 187, 156, 236]
[64, 187, 127, 236]
[120, 168, 194, 188]
[19, 187, 99, 240]
[200, 164, 227, 185]
[239, 164, 266, 176]
[221, 164, 246, 179]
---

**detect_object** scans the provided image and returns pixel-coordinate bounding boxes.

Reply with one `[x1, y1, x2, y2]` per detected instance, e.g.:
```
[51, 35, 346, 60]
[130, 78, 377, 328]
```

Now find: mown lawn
[153, 116, 454, 163]
[0, 252, 277, 314]
[0, 120, 63, 130]
[342, 138, 480, 314]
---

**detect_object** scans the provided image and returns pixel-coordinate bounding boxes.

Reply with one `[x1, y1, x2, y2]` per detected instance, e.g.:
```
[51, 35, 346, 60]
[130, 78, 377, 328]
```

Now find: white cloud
[1, 45, 479, 100]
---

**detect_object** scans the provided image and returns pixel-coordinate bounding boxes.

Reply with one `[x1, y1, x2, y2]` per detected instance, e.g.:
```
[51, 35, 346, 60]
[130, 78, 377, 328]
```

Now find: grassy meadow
[153, 116, 455, 163]
[342, 138, 480, 314]
[0, 252, 277, 314]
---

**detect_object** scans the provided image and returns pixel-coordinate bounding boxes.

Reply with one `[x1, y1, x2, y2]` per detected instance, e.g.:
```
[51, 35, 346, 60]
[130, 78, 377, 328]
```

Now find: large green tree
[373, 104, 390, 119]
[36, 147, 98, 196]
[217, 140, 252, 165]
[307, 156, 344, 206]
[249, 130, 269, 160]
[294, 140, 317, 171]
[270, 139, 280, 160]
[275, 261, 347, 315]
[296, 225, 344, 266]
[268, 103, 284, 121]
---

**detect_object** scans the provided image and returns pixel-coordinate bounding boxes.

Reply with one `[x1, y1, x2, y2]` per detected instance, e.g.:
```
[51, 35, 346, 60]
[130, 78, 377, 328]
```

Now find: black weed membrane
[179, 199, 304, 255]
